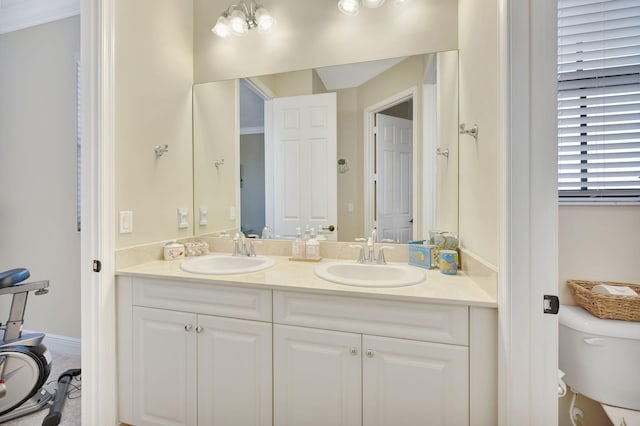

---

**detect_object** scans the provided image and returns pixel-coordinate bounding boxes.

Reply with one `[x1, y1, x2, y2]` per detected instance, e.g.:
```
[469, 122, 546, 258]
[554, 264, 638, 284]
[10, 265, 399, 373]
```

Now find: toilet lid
[559, 305, 640, 340]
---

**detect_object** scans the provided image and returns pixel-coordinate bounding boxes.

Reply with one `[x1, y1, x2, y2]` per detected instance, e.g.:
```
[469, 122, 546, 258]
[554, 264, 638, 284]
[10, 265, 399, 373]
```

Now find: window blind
[558, 0, 640, 201]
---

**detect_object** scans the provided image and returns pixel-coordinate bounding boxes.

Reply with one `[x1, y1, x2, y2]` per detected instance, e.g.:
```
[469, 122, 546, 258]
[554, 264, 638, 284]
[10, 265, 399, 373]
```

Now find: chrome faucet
[351, 228, 394, 264]
[367, 228, 377, 263]
[233, 232, 247, 256]
[233, 232, 258, 256]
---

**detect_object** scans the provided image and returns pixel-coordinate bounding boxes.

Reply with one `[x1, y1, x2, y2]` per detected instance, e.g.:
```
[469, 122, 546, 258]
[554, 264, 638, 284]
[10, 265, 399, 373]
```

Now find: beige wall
[559, 205, 640, 304]
[0, 17, 81, 338]
[436, 50, 459, 233]
[336, 88, 362, 241]
[116, 1, 457, 249]
[193, 80, 240, 236]
[194, 0, 457, 83]
[114, 0, 193, 249]
[458, 0, 500, 266]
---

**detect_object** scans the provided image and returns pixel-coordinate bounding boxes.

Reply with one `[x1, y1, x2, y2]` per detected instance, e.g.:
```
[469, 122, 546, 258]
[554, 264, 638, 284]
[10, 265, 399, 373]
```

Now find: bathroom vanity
[116, 255, 497, 426]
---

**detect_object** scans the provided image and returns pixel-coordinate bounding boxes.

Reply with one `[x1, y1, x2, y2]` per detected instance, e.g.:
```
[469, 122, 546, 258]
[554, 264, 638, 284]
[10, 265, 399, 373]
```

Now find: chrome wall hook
[154, 144, 169, 157]
[436, 147, 450, 158]
[459, 123, 479, 141]
[214, 159, 225, 169]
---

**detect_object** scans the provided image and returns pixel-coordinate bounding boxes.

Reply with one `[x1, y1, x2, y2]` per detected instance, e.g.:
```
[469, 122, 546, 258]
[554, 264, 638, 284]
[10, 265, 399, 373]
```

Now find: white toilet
[559, 305, 640, 411]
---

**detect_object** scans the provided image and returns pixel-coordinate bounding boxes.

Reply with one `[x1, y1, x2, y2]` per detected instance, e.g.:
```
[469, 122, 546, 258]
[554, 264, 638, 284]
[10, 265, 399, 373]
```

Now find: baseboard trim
[44, 333, 81, 356]
[22, 330, 81, 356]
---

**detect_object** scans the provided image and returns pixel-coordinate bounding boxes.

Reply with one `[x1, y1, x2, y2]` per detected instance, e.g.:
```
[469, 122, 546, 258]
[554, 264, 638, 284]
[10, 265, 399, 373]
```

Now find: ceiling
[315, 56, 407, 90]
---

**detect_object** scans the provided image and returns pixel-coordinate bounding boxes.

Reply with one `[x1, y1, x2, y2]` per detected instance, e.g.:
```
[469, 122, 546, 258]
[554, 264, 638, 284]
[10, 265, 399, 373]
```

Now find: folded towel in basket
[592, 284, 639, 297]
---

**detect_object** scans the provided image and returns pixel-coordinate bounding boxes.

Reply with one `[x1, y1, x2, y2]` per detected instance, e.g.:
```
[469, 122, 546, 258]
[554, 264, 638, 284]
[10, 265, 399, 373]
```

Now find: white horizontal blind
[558, 0, 640, 201]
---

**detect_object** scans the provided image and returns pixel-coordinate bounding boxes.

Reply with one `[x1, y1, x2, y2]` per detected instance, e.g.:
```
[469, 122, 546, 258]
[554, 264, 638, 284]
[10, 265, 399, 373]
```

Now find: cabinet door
[274, 324, 361, 426]
[197, 315, 272, 426]
[362, 335, 469, 426]
[133, 307, 197, 426]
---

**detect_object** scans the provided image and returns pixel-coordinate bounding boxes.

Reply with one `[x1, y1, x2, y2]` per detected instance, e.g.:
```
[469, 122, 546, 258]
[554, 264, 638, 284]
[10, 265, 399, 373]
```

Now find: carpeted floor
[1, 351, 81, 426]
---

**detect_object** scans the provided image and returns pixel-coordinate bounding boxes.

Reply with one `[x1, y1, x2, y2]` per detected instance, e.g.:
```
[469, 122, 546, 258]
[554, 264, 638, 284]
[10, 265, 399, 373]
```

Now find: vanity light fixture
[212, 1, 275, 39]
[338, 0, 407, 15]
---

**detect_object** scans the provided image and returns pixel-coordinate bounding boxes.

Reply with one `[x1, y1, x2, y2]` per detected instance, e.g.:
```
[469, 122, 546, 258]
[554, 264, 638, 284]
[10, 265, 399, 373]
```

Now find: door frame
[364, 86, 418, 239]
[497, 0, 559, 424]
[80, 0, 117, 424]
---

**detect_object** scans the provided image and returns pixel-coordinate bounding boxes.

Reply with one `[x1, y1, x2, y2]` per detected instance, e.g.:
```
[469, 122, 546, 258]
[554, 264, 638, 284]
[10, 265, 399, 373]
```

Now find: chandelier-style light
[212, 1, 275, 38]
[338, 0, 408, 15]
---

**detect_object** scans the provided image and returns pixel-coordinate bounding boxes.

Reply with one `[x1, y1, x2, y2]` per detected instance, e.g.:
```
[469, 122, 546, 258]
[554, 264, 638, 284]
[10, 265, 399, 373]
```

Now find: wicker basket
[567, 280, 640, 322]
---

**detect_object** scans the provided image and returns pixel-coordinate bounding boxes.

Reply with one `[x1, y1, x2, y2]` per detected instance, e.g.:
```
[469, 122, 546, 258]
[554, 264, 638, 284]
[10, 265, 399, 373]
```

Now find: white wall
[0, 16, 81, 338]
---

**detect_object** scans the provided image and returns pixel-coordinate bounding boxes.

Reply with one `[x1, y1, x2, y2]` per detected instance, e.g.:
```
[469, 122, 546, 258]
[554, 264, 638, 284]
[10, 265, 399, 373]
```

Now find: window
[557, 0, 640, 202]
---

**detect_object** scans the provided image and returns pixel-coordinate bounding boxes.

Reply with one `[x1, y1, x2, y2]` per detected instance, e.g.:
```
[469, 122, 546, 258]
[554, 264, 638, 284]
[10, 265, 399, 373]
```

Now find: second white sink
[181, 254, 274, 275]
[314, 261, 425, 288]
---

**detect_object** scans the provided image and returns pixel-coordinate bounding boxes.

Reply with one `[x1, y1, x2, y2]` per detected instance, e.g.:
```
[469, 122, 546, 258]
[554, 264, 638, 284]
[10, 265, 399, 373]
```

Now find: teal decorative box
[408, 242, 435, 270]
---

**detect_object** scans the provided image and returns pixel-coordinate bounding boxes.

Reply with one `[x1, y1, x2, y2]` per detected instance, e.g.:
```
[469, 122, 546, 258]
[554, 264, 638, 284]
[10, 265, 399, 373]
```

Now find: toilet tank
[559, 305, 640, 410]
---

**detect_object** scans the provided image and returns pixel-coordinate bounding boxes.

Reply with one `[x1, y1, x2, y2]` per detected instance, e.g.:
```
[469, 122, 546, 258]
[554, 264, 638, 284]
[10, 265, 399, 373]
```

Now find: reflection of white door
[376, 113, 413, 243]
[269, 93, 337, 240]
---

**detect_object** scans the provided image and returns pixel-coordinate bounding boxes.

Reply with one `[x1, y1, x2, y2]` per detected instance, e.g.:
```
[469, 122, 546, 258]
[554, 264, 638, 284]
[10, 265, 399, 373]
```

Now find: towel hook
[436, 147, 449, 158]
[214, 159, 225, 169]
[154, 144, 169, 157]
[459, 123, 479, 141]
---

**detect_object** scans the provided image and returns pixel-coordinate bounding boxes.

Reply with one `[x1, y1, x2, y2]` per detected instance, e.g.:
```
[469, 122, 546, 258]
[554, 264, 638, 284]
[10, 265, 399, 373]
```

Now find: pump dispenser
[292, 227, 306, 259]
[306, 227, 320, 259]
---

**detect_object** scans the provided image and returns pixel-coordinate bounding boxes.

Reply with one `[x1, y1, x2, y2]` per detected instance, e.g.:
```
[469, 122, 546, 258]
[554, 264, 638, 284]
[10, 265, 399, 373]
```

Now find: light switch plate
[178, 208, 189, 229]
[119, 211, 133, 234]
[229, 206, 236, 220]
[199, 207, 208, 226]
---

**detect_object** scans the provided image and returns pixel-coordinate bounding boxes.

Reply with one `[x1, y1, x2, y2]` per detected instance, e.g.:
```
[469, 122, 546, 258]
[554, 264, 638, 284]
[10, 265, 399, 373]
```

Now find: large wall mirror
[193, 50, 459, 243]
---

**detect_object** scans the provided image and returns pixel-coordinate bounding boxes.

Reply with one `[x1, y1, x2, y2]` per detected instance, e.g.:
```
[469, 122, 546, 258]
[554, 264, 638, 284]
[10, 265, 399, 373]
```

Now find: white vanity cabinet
[117, 276, 497, 426]
[118, 277, 273, 426]
[272, 291, 475, 426]
[273, 325, 469, 426]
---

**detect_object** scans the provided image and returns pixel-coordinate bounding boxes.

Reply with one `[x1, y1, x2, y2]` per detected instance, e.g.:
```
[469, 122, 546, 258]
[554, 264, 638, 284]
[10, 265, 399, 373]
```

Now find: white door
[376, 113, 413, 243]
[197, 315, 272, 426]
[269, 93, 337, 240]
[362, 335, 468, 426]
[273, 324, 361, 426]
[133, 307, 197, 426]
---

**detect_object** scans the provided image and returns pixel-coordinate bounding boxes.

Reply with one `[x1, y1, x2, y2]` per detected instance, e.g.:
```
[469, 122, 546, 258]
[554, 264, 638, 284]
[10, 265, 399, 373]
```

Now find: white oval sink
[181, 254, 274, 275]
[314, 261, 425, 288]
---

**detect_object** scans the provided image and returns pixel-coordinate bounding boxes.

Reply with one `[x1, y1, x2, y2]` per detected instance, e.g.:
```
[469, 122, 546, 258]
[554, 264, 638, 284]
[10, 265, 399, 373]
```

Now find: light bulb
[255, 7, 275, 32]
[211, 15, 231, 38]
[338, 0, 360, 15]
[393, 0, 408, 5]
[363, 0, 386, 8]
[229, 9, 248, 35]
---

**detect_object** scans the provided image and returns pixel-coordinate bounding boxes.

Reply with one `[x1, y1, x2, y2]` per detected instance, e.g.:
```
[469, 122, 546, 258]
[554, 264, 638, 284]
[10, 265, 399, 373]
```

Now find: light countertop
[117, 254, 497, 308]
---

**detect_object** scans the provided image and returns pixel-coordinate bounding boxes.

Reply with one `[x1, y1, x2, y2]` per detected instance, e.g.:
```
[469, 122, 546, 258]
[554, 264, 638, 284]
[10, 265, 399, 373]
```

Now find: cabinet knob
[350, 347, 358, 356]
[196, 326, 203, 333]
[366, 349, 374, 358]
[184, 324, 193, 332]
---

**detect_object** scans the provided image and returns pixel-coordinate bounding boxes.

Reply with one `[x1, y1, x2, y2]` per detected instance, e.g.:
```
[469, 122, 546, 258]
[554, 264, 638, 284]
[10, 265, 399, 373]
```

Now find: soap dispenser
[292, 227, 306, 259]
[306, 227, 320, 259]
